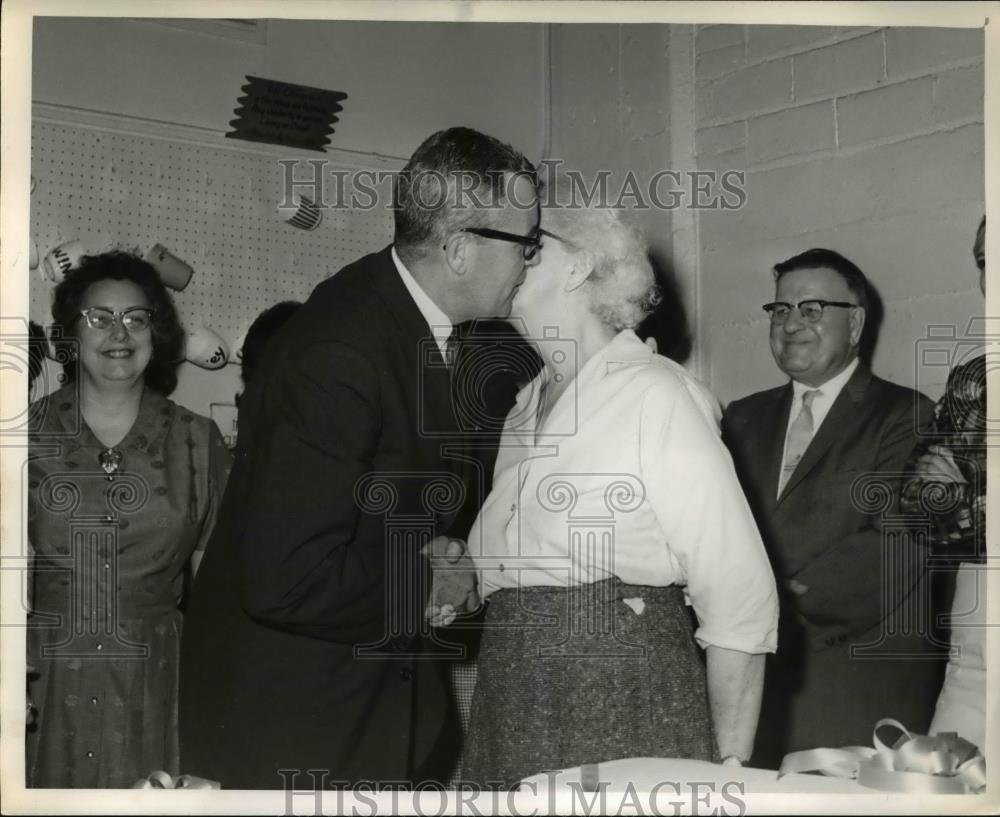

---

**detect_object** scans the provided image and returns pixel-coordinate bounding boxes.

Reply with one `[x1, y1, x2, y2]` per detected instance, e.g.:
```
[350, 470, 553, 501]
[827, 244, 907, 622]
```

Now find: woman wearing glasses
[461, 182, 779, 788]
[26, 251, 230, 787]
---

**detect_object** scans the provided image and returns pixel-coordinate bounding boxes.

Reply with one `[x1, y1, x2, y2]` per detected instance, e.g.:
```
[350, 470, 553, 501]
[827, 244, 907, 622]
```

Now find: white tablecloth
[520, 756, 866, 794]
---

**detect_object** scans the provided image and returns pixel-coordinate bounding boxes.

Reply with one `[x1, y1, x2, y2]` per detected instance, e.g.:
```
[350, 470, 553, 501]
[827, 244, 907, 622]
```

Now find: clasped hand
[913, 445, 966, 484]
[422, 535, 480, 627]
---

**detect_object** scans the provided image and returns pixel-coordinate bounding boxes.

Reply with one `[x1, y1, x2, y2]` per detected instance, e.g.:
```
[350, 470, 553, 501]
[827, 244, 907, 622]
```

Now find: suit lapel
[777, 363, 871, 504]
[759, 386, 793, 513]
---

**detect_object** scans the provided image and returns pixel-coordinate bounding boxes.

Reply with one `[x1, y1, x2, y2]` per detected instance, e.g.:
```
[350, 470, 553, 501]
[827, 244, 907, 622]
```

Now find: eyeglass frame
[447, 226, 543, 260]
[78, 307, 156, 332]
[762, 300, 859, 324]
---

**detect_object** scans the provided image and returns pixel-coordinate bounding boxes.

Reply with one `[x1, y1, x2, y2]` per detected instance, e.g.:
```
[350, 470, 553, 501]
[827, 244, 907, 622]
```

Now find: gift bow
[778, 718, 986, 794]
[132, 771, 220, 790]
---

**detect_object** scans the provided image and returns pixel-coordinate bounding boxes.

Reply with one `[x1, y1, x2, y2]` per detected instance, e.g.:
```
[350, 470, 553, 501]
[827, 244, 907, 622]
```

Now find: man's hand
[422, 536, 480, 627]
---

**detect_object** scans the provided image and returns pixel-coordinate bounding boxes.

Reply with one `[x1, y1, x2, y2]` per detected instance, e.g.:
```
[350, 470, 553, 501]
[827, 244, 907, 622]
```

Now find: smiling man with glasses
[721, 248, 942, 769]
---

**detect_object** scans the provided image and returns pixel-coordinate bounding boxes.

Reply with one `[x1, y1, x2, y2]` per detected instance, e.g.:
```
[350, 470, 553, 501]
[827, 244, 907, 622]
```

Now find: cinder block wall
[548, 24, 673, 261]
[694, 25, 985, 404]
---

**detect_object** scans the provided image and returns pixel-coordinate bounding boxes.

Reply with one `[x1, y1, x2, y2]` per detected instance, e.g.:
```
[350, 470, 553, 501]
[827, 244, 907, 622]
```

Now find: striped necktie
[779, 389, 820, 496]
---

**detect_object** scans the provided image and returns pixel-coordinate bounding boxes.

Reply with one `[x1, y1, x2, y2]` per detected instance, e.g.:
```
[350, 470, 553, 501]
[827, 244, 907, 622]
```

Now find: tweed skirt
[461, 579, 717, 789]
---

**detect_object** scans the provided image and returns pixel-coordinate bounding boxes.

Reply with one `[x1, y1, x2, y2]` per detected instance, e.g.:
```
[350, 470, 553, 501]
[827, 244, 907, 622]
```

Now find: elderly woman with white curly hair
[461, 184, 780, 788]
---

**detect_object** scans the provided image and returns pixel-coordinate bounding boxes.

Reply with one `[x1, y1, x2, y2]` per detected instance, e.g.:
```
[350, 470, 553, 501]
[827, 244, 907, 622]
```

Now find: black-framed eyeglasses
[453, 227, 542, 260]
[762, 300, 857, 324]
[537, 227, 573, 246]
[78, 307, 155, 332]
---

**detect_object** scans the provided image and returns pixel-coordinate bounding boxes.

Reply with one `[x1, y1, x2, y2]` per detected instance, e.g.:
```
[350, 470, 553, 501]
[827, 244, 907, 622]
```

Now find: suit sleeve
[792, 393, 935, 642]
[236, 339, 427, 643]
[640, 380, 779, 654]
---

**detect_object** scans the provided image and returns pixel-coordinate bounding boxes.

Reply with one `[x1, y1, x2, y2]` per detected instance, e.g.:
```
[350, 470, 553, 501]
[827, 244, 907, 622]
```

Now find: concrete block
[793, 33, 884, 102]
[747, 25, 836, 61]
[696, 121, 746, 158]
[700, 157, 846, 248]
[697, 58, 793, 124]
[832, 124, 984, 223]
[933, 64, 985, 125]
[792, 206, 988, 304]
[747, 100, 835, 165]
[699, 240, 787, 326]
[696, 24, 745, 54]
[875, 294, 984, 399]
[696, 43, 746, 82]
[837, 77, 935, 147]
[885, 26, 984, 78]
[697, 124, 982, 249]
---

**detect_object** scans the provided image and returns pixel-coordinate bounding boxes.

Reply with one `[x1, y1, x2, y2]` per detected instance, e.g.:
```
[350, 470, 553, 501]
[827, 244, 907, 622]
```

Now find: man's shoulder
[309, 247, 394, 303]
[296, 247, 403, 337]
[862, 369, 933, 414]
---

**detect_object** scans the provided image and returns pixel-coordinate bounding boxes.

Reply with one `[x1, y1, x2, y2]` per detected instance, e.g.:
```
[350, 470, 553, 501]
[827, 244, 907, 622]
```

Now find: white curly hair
[541, 177, 660, 330]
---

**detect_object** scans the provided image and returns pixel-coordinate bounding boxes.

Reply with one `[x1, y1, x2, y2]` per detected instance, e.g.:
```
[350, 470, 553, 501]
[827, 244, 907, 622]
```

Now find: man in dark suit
[179, 128, 541, 789]
[722, 249, 944, 768]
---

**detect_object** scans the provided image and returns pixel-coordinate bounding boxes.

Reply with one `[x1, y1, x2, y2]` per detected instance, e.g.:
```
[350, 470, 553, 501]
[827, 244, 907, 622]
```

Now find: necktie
[779, 389, 820, 496]
[444, 328, 460, 370]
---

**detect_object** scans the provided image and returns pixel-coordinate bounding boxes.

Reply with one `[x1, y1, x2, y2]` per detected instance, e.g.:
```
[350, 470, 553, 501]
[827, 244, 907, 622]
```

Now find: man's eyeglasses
[762, 300, 857, 324]
[454, 227, 542, 260]
[79, 307, 155, 332]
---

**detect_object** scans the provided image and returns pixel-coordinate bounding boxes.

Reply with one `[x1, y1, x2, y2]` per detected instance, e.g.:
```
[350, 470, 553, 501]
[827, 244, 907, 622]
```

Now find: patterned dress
[26, 384, 230, 788]
[901, 354, 986, 750]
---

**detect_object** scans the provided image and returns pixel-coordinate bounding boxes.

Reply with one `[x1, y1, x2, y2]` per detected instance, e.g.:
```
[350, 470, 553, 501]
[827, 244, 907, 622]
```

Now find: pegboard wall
[29, 119, 396, 356]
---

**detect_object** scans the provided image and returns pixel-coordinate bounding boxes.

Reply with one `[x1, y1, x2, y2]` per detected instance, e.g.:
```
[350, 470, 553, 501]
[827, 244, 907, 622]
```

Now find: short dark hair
[773, 248, 871, 313]
[50, 250, 184, 395]
[393, 127, 537, 260]
[241, 300, 301, 388]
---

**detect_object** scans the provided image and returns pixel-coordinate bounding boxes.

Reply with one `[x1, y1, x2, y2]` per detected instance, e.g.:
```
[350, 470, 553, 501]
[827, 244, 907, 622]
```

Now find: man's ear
[442, 232, 469, 276]
[564, 250, 594, 293]
[849, 306, 866, 347]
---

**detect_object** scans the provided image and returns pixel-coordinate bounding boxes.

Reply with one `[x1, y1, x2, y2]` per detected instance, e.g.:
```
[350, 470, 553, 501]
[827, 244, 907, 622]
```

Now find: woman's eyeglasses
[762, 300, 857, 324]
[453, 227, 543, 260]
[78, 307, 155, 332]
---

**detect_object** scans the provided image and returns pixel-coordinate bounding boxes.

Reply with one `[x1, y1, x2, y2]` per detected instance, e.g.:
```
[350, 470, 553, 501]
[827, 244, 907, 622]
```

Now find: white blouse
[468, 329, 779, 655]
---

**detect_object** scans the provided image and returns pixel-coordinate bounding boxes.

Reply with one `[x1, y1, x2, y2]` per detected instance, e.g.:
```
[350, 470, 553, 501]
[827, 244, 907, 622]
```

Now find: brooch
[98, 447, 124, 476]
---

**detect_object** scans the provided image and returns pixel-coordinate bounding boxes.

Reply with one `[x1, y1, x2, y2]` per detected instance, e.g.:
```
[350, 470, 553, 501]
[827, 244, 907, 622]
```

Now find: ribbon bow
[779, 718, 986, 794]
[132, 771, 220, 790]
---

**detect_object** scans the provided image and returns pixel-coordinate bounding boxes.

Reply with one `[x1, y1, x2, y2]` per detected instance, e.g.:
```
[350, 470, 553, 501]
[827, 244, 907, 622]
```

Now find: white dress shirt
[468, 329, 779, 655]
[778, 358, 859, 497]
[391, 246, 453, 359]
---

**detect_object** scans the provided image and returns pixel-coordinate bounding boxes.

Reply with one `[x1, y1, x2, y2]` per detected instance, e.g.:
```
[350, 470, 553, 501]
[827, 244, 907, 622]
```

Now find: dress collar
[47, 383, 172, 455]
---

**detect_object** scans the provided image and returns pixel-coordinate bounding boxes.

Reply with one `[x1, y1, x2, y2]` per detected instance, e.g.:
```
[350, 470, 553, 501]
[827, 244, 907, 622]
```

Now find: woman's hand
[914, 446, 966, 483]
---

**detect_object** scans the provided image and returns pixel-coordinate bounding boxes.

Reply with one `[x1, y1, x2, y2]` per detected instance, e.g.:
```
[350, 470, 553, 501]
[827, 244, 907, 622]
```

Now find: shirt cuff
[694, 624, 778, 655]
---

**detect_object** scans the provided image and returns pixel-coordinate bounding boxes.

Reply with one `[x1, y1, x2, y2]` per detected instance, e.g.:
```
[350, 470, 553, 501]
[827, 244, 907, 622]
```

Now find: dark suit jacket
[179, 247, 468, 788]
[722, 363, 943, 763]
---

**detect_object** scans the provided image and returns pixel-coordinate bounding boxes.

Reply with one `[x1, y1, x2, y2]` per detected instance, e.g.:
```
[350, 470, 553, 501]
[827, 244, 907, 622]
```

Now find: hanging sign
[226, 75, 347, 152]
